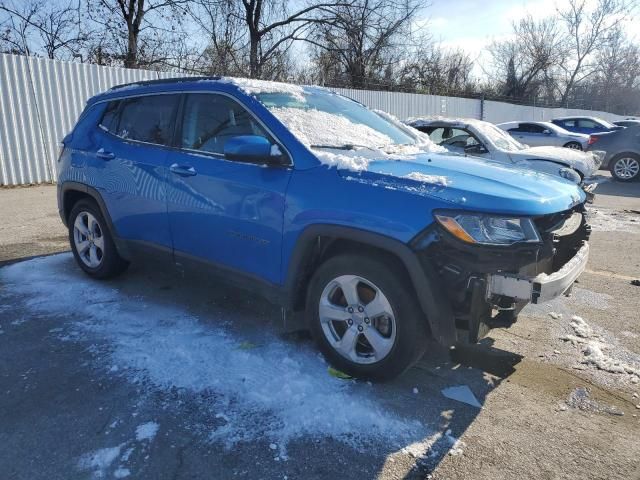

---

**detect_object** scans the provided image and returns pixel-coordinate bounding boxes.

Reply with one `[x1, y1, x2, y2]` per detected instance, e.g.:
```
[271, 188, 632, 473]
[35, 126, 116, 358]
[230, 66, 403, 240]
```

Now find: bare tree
[88, 0, 189, 68]
[487, 15, 565, 101]
[310, 0, 423, 88]
[557, 0, 633, 104]
[0, 0, 87, 59]
[399, 44, 475, 94]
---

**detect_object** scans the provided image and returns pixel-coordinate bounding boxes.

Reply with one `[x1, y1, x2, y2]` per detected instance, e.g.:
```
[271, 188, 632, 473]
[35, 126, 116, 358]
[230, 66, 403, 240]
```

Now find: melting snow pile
[562, 315, 640, 378]
[0, 254, 428, 457]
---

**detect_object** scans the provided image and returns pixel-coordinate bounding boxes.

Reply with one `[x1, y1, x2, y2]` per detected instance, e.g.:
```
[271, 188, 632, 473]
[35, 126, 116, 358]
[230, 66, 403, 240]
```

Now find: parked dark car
[614, 120, 640, 128]
[552, 116, 624, 135]
[587, 126, 640, 181]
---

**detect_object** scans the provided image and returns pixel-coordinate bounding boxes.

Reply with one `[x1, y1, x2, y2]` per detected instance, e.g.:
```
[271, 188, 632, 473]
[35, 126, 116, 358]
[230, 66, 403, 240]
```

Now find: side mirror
[464, 144, 488, 155]
[543, 129, 552, 135]
[223, 135, 287, 165]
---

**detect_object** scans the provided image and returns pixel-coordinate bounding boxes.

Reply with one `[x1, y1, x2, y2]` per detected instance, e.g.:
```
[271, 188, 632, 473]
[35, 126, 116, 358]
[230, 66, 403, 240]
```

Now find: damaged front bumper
[487, 242, 589, 304]
[415, 205, 591, 343]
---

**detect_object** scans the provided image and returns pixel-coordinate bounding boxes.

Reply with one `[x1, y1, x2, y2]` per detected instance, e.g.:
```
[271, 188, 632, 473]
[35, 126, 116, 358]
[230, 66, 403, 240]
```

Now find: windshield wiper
[311, 144, 373, 150]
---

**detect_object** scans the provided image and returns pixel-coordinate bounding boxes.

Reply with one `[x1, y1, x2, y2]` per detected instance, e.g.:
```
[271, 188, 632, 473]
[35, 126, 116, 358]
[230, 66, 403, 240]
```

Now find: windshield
[474, 121, 526, 152]
[255, 89, 417, 148]
[597, 118, 616, 128]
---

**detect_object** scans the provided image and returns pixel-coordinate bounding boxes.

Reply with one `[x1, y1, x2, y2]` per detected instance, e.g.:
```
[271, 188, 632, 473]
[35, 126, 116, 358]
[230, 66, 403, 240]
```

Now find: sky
[419, 0, 638, 77]
[418, 0, 559, 76]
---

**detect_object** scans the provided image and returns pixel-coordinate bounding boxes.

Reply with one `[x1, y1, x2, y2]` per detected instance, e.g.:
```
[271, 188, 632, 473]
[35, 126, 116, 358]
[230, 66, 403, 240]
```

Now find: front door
[166, 93, 291, 285]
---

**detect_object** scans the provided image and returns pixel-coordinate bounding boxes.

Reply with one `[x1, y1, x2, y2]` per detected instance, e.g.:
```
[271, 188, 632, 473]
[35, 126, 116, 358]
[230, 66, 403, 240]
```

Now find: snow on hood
[520, 146, 599, 173]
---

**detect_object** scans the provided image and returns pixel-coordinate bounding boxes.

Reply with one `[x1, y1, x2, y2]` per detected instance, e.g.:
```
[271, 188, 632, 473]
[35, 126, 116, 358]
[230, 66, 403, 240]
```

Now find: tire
[306, 253, 429, 381]
[68, 199, 129, 279]
[563, 142, 582, 150]
[609, 154, 640, 182]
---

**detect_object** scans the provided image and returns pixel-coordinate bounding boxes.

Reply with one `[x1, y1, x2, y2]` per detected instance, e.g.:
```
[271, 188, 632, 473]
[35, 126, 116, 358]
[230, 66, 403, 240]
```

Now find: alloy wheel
[318, 275, 397, 364]
[73, 211, 105, 268]
[614, 157, 640, 180]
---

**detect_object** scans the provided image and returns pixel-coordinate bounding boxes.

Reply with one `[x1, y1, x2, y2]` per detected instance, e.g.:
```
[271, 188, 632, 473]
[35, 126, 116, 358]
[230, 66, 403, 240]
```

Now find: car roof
[86, 76, 330, 106]
[552, 115, 603, 122]
[406, 117, 476, 129]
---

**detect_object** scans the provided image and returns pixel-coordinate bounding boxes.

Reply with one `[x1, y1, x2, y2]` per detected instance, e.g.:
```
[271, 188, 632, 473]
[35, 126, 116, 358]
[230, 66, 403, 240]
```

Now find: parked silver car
[406, 118, 603, 188]
[497, 121, 590, 150]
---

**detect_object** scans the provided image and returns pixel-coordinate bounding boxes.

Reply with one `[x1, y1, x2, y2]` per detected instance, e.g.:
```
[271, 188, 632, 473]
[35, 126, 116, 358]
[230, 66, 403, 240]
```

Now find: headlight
[435, 212, 541, 245]
[558, 167, 581, 183]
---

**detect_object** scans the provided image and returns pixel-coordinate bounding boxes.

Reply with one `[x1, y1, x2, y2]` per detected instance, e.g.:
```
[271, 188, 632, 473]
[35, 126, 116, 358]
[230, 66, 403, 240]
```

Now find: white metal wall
[0, 54, 175, 186]
[0, 53, 626, 186]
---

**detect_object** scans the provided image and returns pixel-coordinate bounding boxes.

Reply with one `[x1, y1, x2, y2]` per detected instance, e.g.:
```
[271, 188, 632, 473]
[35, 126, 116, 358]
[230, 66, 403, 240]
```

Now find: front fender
[284, 223, 457, 346]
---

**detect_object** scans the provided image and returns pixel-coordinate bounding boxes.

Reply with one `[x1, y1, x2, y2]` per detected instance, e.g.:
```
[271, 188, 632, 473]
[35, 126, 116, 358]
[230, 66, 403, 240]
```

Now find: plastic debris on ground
[441, 385, 482, 408]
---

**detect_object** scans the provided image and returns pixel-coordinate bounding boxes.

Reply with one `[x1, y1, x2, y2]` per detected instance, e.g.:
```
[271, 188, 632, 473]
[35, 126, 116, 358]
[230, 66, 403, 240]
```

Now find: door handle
[170, 163, 197, 177]
[96, 148, 115, 160]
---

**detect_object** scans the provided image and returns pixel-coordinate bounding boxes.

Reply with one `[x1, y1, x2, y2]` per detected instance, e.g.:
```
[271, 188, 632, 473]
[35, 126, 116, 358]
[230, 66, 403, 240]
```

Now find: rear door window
[520, 123, 546, 134]
[578, 119, 598, 128]
[179, 93, 270, 155]
[111, 94, 179, 145]
[99, 100, 121, 134]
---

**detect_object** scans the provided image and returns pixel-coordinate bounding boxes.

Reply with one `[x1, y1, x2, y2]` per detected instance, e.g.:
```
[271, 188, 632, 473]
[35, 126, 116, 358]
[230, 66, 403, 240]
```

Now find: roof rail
[109, 75, 221, 91]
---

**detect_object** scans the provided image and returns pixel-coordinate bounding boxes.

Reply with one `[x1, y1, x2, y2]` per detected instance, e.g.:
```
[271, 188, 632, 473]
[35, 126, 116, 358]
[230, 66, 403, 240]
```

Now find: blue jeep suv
[57, 77, 591, 380]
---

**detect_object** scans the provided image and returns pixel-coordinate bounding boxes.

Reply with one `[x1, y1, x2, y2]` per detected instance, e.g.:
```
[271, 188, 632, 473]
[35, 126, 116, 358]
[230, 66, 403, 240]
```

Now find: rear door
[88, 94, 179, 249]
[165, 92, 292, 285]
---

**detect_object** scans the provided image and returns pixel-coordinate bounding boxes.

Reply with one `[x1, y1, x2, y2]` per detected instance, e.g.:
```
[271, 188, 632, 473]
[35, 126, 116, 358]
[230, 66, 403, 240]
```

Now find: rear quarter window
[99, 94, 179, 146]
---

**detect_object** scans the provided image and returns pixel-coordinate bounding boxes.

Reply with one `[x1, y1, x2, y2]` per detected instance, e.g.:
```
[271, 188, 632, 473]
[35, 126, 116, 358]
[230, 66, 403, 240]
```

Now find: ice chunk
[135, 422, 159, 442]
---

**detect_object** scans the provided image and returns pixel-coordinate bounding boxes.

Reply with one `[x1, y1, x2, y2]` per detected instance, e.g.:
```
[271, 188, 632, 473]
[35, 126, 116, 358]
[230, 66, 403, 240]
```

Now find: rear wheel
[563, 141, 583, 150]
[68, 199, 129, 279]
[307, 254, 428, 380]
[610, 154, 640, 182]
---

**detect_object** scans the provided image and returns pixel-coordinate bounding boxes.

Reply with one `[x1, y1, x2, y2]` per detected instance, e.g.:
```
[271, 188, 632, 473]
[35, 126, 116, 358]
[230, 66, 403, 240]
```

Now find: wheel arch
[284, 224, 457, 346]
[59, 182, 130, 260]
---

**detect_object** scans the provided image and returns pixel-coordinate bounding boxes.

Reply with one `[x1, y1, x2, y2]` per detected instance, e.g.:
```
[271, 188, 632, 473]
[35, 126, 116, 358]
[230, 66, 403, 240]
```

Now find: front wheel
[610, 154, 640, 182]
[563, 141, 583, 150]
[307, 254, 428, 380]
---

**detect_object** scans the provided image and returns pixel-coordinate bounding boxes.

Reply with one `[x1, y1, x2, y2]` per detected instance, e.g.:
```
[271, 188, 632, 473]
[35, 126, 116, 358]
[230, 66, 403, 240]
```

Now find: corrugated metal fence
[0, 53, 625, 186]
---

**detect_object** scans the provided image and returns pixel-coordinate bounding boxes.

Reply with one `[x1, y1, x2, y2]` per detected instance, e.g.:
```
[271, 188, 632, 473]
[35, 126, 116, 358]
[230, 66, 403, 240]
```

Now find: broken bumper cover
[487, 242, 589, 304]
[582, 182, 597, 203]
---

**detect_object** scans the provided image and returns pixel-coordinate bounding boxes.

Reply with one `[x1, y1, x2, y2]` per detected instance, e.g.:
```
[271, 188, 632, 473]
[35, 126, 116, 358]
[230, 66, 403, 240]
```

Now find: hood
[512, 146, 598, 175]
[338, 152, 585, 216]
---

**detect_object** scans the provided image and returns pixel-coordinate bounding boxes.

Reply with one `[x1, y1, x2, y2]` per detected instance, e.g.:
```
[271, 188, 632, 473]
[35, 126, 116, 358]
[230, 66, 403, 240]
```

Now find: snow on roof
[218, 77, 308, 101]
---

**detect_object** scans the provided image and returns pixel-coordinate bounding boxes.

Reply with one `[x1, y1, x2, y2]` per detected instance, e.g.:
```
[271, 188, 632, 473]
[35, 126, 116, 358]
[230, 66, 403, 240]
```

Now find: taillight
[588, 135, 598, 145]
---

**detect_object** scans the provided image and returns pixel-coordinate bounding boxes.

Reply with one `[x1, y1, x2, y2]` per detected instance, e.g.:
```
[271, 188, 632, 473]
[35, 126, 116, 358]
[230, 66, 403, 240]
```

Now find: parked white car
[406, 118, 603, 186]
[497, 121, 590, 150]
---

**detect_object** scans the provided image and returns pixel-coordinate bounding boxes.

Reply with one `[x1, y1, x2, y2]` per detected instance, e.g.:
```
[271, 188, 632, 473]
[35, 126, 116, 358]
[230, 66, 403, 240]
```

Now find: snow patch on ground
[562, 315, 640, 379]
[78, 445, 123, 478]
[135, 422, 159, 442]
[587, 208, 640, 233]
[1, 254, 428, 457]
[569, 287, 611, 310]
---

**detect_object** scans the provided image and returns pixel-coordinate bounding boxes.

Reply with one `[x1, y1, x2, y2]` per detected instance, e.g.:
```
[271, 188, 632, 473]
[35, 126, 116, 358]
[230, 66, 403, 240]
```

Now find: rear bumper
[487, 242, 589, 304]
